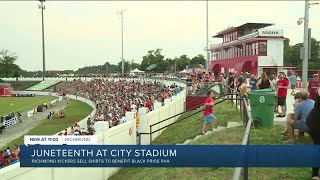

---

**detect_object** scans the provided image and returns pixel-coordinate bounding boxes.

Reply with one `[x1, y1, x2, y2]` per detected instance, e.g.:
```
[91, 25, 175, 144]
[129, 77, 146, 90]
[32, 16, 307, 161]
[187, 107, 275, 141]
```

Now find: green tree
[117, 60, 130, 72]
[176, 55, 190, 71]
[283, 38, 320, 69]
[14, 70, 19, 81]
[130, 60, 141, 70]
[0, 49, 19, 77]
[141, 49, 166, 72]
[103, 62, 119, 73]
[309, 38, 320, 63]
[190, 54, 206, 67]
[165, 58, 175, 72]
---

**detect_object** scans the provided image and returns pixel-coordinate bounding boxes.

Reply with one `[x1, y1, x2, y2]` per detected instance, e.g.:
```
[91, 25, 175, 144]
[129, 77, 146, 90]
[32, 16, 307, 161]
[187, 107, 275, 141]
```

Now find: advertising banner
[15, 94, 35, 97]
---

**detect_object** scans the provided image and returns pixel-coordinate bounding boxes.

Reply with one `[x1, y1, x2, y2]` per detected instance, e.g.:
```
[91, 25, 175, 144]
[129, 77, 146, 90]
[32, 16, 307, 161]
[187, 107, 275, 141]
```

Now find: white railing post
[94, 121, 109, 144]
[125, 111, 135, 122]
[94, 121, 109, 179]
[172, 96, 178, 122]
[126, 111, 136, 145]
[153, 101, 162, 138]
[138, 108, 148, 145]
[164, 99, 172, 127]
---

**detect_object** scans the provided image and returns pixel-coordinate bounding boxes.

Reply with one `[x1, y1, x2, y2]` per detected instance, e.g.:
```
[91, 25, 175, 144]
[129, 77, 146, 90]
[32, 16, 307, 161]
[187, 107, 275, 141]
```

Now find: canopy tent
[179, 69, 190, 74]
[130, 68, 145, 73]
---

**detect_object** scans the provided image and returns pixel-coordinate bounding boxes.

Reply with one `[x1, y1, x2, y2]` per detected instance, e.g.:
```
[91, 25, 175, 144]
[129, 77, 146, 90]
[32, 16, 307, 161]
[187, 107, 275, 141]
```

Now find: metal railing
[185, 82, 220, 110]
[137, 90, 240, 145]
[232, 98, 254, 180]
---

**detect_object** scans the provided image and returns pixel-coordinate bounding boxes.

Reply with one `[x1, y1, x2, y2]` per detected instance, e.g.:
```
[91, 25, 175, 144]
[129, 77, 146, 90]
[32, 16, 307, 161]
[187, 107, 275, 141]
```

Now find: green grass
[0, 96, 56, 116]
[2, 99, 93, 151]
[110, 101, 241, 180]
[152, 101, 240, 145]
[111, 103, 313, 180]
[191, 125, 312, 180]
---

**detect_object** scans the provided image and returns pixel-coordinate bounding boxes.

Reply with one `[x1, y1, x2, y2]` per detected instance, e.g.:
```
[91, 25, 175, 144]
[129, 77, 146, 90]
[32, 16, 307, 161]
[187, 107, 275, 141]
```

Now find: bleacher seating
[10, 81, 41, 91]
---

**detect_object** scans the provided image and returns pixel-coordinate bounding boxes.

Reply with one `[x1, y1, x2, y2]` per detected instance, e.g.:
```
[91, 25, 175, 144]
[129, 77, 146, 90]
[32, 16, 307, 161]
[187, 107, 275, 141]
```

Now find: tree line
[0, 37, 319, 78]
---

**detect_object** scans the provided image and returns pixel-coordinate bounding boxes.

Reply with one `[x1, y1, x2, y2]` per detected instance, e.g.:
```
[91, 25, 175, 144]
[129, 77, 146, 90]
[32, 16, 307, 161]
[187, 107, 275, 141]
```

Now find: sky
[0, 1, 319, 71]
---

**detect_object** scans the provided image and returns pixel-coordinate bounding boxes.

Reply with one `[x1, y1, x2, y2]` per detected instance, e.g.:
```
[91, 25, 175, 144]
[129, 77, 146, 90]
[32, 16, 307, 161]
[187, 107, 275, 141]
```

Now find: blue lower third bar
[19, 145, 320, 167]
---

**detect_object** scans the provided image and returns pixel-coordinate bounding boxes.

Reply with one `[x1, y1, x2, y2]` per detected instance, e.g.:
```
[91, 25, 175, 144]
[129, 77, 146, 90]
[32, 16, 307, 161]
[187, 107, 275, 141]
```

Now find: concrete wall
[258, 39, 285, 75]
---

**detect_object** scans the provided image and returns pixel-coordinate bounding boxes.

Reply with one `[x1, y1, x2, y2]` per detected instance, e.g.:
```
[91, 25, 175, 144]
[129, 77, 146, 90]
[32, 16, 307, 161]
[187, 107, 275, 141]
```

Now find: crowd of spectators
[53, 78, 184, 135]
[0, 145, 20, 169]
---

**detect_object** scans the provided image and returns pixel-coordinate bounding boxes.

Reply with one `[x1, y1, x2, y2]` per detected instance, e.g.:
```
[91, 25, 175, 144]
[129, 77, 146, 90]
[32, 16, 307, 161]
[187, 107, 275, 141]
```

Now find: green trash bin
[248, 89, 275, 128]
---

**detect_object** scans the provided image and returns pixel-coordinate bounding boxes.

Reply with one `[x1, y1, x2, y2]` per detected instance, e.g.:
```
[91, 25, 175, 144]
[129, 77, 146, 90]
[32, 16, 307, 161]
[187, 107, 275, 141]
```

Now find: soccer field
[0, 96, 57, 117]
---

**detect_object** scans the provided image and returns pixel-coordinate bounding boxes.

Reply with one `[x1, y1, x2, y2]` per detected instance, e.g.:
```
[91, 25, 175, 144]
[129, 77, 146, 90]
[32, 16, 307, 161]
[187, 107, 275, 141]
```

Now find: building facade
[209, 23, 291, 76]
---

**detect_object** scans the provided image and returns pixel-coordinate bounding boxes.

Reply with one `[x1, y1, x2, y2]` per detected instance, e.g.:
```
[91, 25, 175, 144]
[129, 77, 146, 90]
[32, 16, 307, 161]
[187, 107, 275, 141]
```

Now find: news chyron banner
[24, 135, 98, 145]
[20, 137, 320, 168]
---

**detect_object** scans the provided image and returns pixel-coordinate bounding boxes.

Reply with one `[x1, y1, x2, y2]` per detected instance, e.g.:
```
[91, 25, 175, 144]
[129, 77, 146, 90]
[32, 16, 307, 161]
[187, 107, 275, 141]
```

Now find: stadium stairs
[176, 122, 243, 145]
[26, 80, 61, 91]
[178, 83, 242, 145]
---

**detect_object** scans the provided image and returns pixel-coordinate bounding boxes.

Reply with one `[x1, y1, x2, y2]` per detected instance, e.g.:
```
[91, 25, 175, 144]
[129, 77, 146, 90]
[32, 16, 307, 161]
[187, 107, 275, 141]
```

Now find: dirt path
[0, 99, 67, 149]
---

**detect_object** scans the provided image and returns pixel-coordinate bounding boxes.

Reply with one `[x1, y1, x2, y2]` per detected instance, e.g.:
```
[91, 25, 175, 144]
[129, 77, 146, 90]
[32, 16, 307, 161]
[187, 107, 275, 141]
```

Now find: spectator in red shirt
[0, 151, 3, 166]
[308, 74, 319, 100]
[276, 73, 289, 117]
[145, 99, 151, 111]
[204, 74, 211, 83]
[64, 129, 68, 135]
[202, 91, 218, 135]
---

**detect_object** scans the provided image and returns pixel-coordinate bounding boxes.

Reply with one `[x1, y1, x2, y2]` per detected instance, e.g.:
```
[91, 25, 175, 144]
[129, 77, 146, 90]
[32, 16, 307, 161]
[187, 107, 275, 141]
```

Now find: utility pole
[39, 0, 46, 81]
[117, 10, 125, 74]
[302, 0, 309, 88]
[174, 57, 177, 73]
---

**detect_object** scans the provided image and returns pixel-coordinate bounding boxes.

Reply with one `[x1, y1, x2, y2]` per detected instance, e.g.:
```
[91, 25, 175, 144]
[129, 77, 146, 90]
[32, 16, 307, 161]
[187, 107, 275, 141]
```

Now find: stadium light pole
[205, 0, 209, 72]
[297, 0, 319, 88]
[39, 0, 46, 81]
[174, 56, 177, 73]
[117, 10, 125, 74]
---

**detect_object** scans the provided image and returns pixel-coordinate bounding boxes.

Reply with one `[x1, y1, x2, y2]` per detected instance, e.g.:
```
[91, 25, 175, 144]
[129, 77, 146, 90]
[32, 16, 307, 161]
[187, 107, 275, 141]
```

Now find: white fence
[0, 78, 186, 180]
[139, 91, 186, 145]
[0, 119, 136, 180]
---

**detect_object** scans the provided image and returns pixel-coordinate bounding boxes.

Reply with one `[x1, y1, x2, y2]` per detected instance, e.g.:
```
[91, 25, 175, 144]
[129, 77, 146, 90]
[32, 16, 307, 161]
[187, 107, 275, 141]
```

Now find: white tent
[130, 68, 145, 73]
[179, 69, 189, 74]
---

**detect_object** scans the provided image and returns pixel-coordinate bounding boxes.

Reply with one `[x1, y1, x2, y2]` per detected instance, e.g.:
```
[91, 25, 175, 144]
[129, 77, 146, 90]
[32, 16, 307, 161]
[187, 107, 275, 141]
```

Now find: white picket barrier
[138, 90, 186, 145]
[4, 117, 18, 128]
